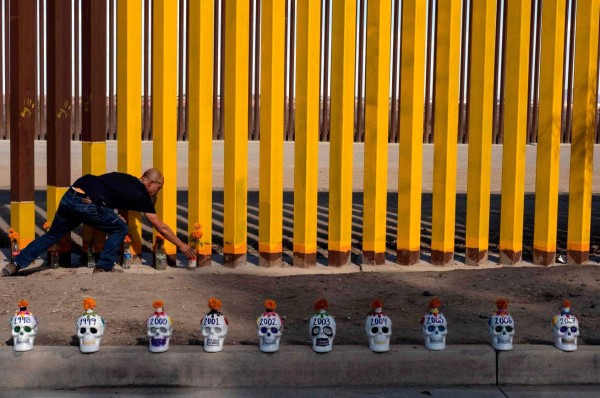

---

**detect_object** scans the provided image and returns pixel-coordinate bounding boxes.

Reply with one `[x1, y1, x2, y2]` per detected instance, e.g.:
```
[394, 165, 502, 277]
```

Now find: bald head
[142, 168, 163, 182]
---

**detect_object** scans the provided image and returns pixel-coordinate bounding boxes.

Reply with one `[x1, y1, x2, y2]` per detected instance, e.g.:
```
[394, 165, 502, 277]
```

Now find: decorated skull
[488, 298, 515, 351]
[76, 297, 105, 354]
[309, 298, 336, 353]
[10, 300, 38, 352]
[421, 298, 448, 351]
[146, 300, 173, 353]
[552, 300, 579, 352]
[200, 297, 228, 353]
[257, 299, 283, 353]
[365, 299, 392, 352]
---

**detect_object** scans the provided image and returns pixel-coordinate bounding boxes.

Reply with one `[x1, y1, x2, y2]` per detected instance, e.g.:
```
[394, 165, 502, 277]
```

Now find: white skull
[257, 312, 283, 353]
[422, 312, 448, 351]
[309, 310, 336, 353]
[553, 314, 579, 352]
[365, 308, 392, 352]
[10, 311, 38, 352]
[201, 312, 228, 352]
[146, 309, 173, 353]
[489, 314, 515, 351]
[76, 309, 105, 353]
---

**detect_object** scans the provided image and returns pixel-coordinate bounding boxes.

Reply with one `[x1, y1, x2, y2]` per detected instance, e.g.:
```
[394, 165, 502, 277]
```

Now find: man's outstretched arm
[145, 213, 196, 259]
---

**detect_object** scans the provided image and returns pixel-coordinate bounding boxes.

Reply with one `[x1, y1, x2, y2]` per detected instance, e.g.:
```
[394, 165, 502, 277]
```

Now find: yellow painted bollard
[188, 0, 214, 267]
[293, 0, 321, 268]
[117, 0, 143, 257]
[430, 0, 461, 265]
[152, 0, 179, 263]
[397, 0, 427, 265]
[362, 0, 391, 265]
[567, 0, 599, 265]
[328, 0, 356, 267]
[223, 0, 250, 267]
[533, 0, 565, 266]
[258, 0, 285, 267]
[499, 0, 531, 265]
[465, 0, 496, 266]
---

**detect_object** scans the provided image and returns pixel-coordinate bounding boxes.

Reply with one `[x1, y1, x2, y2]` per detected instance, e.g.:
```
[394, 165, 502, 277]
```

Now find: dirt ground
[2, 262, 600, 349]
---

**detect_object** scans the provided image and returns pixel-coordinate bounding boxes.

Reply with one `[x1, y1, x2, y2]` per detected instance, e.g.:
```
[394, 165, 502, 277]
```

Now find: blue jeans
[14, 189, 128, 271]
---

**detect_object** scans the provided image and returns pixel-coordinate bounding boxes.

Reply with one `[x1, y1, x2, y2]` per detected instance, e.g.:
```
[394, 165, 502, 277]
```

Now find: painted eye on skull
[323, 326, 334, 336]
[428, 325, 446, 332]
[311, 326, 320, 336]
[80, 327, 99, 334]
[150, 327, 158, 333]
[160, 327, 168, 333]
[371, 326, 390, 334]
[13, 326, 32, 333]
[495, 325, 513, 333]
[559, 326, 578, 333]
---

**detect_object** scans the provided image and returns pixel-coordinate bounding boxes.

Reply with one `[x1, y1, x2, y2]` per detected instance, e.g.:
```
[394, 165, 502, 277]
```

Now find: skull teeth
[316, 338, 330, 347]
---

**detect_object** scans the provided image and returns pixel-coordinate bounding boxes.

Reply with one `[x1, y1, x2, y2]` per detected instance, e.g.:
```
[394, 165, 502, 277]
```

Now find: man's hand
[179, 243, 196, 260]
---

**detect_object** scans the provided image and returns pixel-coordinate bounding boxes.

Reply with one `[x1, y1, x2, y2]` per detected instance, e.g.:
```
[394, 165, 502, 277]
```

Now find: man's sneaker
[2, 262, 19, 276]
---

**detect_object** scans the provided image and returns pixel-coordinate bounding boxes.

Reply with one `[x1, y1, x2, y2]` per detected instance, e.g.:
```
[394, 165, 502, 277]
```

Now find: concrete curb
[1, 345, 496, 388]
[498, 345, 600, 385]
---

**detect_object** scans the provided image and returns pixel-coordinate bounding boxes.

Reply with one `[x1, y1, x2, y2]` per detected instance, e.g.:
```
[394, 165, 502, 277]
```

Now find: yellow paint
[258, 242, 283, 253]
[223, 0, 249, 262]
[328, 241, 352, 252]
[117, 0, 143, 253]
[465, 0, 496, 251]
[46, 186, 68, 223]
[293, 242, 318, 253]
[293, 0, 320, 259]
[328, 0, 356, 261]
[223, 242, 247, 254]
[82, 141, 106, 176]
[397, 0, 426, 255]
[567, 0, 599, 257]
[362, 0, 391, 257]
[196, 244, 212, 256]
[259, 0, 285, 258]
[499, 1, 531, 256]
[188, 0, 214, 249]
[152, 0, 178, 255]
[10, 202, 35, 248]
[431, 0, 461, 256]
[533, 0, 565, 254]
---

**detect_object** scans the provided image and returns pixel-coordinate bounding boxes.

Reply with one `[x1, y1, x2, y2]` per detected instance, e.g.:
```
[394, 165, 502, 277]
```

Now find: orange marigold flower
[83, 297, 97, 311]
[313, 298, 329, 311]
[208, 297, 222, 311]
[495, 298, 508, 310]
[191, 229, 203, 240]
[43, 221, 51, 231]
[370, 299, 383, 309]
[193, 223, 202, 230]
[18, 300, 29, 308]
[562, 300, 571, 309]
[429, 298, 442, 309]
[8, 231, 19, 241]
[264, 299, 277, 311]
[153, 300, 164, 309]
[8, 228, 14, 233]
[124, 235, 132, 244]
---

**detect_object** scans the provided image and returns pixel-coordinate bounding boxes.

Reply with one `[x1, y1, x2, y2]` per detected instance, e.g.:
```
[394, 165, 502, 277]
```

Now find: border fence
[3, 0, 600, 269]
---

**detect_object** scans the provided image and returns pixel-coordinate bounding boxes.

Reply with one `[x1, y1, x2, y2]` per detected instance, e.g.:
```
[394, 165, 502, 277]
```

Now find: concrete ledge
[498, 344, 600, 385]
[0, 345, 496, 388]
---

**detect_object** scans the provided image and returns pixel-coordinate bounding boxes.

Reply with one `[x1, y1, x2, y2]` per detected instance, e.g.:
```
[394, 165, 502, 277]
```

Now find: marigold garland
[153, 300, 164, 309]
[18, 300, 29, 309]
[313, 298, 329, 311]
[370, 299, 383, 309]
[83, 297, 97, 311]
[43, 221, 51, 231]
[264, 299, 277, 311]
[208, 297, 222, 311]
[124, 234, 132, 244]
[193, 223, 202, 230]
[429, 298, 442, 309]
[495, 298, 508, 310]
[191, 229, 203, 240]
